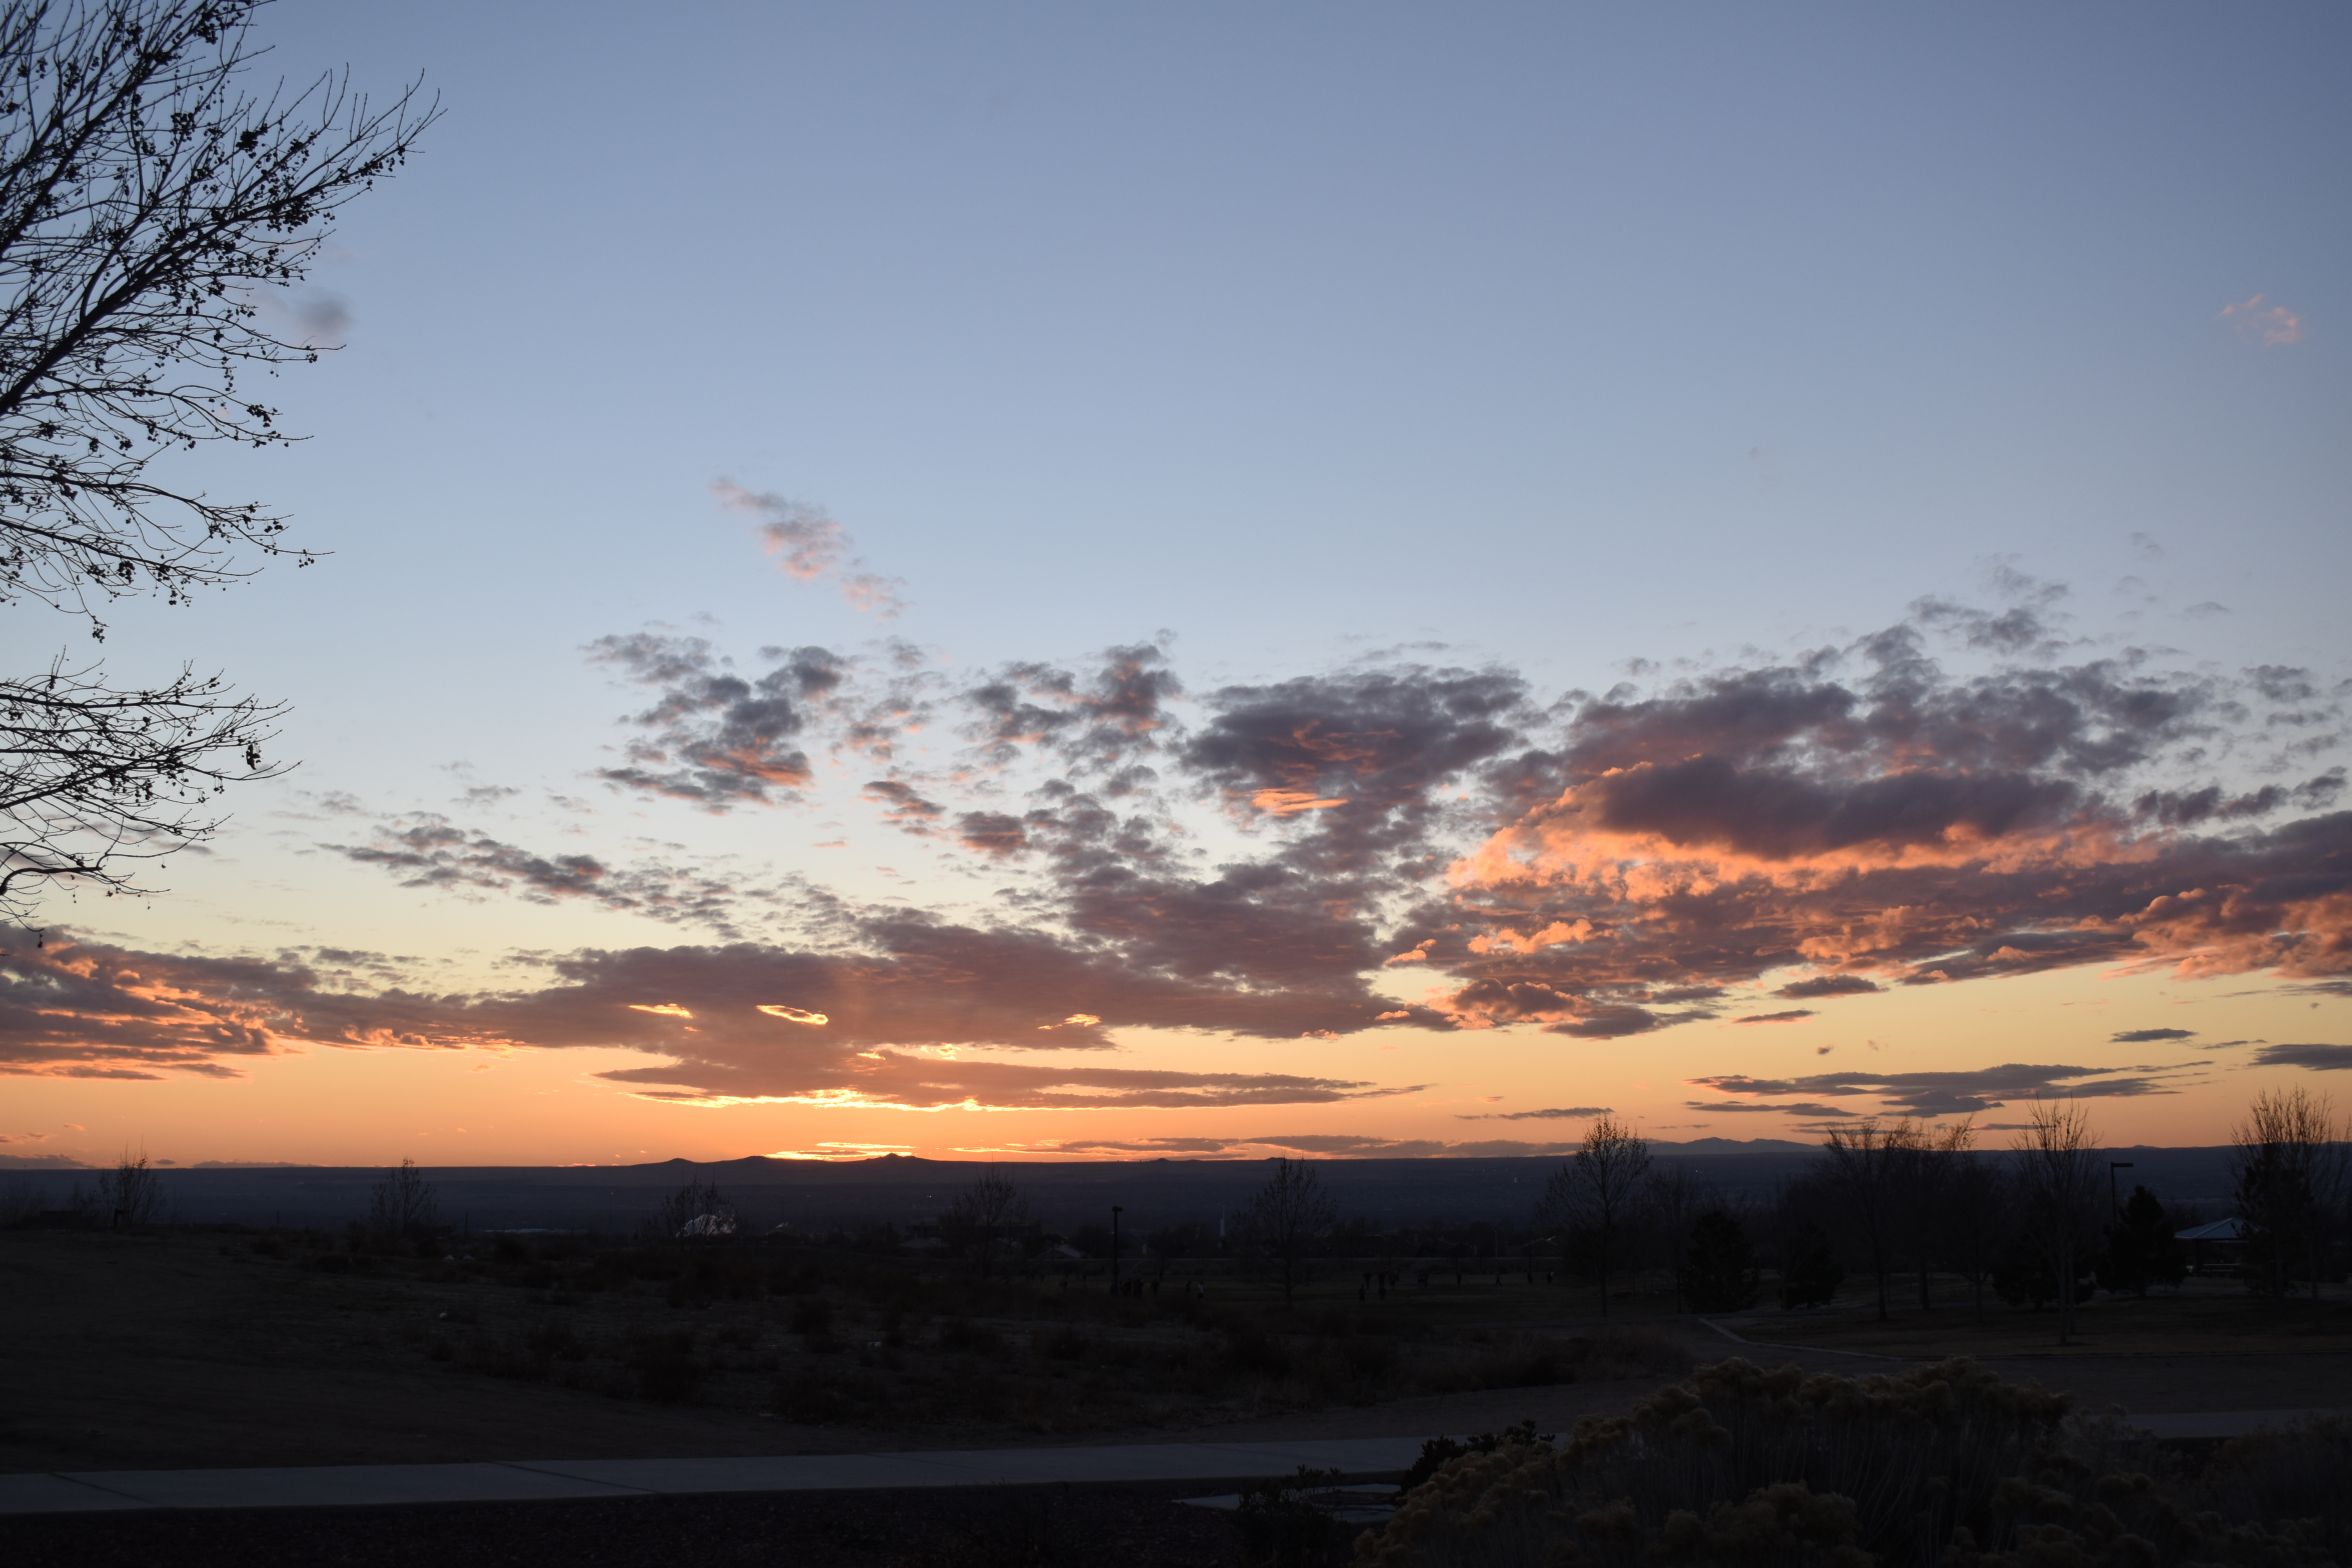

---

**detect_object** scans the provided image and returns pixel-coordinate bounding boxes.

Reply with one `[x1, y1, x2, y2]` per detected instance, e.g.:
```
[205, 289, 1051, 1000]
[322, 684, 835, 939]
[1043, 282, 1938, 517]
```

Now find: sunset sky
[4, 3, 2348, 1168]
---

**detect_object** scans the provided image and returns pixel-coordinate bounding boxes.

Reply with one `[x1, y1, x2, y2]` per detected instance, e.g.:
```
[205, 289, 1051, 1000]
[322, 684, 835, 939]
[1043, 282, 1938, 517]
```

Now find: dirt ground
[6, 1229, 2348, 1475]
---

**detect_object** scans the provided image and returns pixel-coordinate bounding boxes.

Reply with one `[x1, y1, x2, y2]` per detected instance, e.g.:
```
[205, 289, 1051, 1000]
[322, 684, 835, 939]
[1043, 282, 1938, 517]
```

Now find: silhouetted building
[2176, 1216, 2246, 1275]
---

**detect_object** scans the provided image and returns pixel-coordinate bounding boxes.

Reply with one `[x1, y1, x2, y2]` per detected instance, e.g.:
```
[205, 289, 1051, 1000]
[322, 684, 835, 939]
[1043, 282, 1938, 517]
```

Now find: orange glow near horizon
[0, 961, 2338, 1169]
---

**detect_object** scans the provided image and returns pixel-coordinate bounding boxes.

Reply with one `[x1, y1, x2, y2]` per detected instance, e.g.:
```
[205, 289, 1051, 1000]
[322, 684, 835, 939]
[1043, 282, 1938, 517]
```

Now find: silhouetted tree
[941, 1164, 1027, 1278]
[93, 1148, 161, 1228]
[1541, 1115, 1651, 1319]
[368, 1156, 437, 1239]
[0, 0, 435, 925]
[2097, 1184, 2185, 1297]
[1892, 1118, 1974, 1310]
[1943, 1144, 2005, 1320]
[1645, 1161, 1710, 1312]
[1679, 1208, 1760, 1312]
[2231, 1087, 2347, 1301]
[1778, 1221, 1843, 1308]
[1993, 1233, 2057, 1311]
[1243, 1157, 1336, 1306]
[2011, 1099, 2101, 1344]
[1820, 1118, 1920, 1322]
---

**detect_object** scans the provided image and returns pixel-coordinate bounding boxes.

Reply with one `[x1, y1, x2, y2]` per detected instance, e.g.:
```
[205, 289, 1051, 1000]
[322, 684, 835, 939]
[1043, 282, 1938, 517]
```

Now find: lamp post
[2109, 1160, 2135, 1219]
[1110, 1204, 1123, 1294]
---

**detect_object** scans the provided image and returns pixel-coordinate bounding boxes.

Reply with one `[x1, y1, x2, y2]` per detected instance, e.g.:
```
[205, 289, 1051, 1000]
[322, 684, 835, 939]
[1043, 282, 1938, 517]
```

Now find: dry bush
[1358, 1360, 2347, 1568]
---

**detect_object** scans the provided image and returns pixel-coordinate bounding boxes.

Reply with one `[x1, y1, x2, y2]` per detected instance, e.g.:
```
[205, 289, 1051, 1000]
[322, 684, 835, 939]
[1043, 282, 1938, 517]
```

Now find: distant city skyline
[3, 2, 2347, 1166]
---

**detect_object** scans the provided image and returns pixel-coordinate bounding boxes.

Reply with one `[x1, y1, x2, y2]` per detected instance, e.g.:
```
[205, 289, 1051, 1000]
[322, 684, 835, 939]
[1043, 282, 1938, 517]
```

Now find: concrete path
[0, 1436, 1425, 1516]
[3, 1408, 2335, 1517]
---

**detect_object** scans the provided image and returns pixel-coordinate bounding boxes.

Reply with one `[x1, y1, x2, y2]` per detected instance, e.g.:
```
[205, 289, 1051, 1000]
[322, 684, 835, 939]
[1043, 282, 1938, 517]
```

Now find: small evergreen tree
[1994, 1233, 2056, 1310]
[1778, 1222, 1843, 1308]
[1680, 1208, 1760, 1312]
[2096, 1185, 2186, 1297]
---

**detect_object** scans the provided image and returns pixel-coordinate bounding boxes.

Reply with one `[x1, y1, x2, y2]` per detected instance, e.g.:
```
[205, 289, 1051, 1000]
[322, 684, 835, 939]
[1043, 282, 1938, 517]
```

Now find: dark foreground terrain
[7, 1483, 1246, 1568]
[5, 1224, 2349, 1474]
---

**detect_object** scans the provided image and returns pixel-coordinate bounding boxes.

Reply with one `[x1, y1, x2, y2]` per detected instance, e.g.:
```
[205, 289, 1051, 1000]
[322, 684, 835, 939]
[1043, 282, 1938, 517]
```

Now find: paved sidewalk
[4, 1409, 2336, 1517]
[0, 1436, 1424, 1516]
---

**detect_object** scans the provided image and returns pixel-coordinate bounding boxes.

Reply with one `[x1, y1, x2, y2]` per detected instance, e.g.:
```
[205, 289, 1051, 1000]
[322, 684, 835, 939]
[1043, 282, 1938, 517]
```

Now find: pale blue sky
[18, 3, 2349, 1165]
[71, 0, 2345, 934]
[114, 2, 2344, 705]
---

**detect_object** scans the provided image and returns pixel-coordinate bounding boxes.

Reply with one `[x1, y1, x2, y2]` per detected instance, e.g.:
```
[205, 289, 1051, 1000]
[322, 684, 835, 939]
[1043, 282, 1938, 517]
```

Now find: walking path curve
[3, 1409, 2337, 1517]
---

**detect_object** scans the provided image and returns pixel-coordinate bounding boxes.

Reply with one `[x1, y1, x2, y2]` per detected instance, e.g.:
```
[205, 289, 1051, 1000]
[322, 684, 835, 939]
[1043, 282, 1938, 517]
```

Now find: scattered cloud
[587, 632, 844, 808]
[328, 813, 761, 935]
[1775, 975, 1882, 999]
[715, 481, 905, 616]
[2110, 1027, 2194, 1044]
[2220, 293, 2303, 347]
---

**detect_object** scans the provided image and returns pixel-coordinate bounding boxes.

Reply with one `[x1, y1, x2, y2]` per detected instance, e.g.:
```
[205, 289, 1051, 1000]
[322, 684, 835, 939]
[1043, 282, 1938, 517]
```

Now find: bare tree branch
[0, 0, 435, 925]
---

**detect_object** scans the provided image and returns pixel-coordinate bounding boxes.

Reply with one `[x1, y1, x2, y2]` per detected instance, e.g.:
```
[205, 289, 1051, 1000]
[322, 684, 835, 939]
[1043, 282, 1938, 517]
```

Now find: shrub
[1778, 1222, 1843, 1308]
[789, 1294, 834, 1338]
[623, 1329, 705, 1403]
[1236, 1467, 1352, 1568]
[1037, 1324, 1092, 1362]
[1356, 1361, 2350, 1568]
[1398, 1421, 1545, 1495]
[938, 1316, 1004, 1355]
[771, 1366, 885, 1425]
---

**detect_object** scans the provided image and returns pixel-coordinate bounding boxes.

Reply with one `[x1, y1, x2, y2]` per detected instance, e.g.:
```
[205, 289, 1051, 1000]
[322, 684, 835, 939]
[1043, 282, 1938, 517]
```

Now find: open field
[8, 1226, 2350, 1475]
[0, 1228, 1694, 1472]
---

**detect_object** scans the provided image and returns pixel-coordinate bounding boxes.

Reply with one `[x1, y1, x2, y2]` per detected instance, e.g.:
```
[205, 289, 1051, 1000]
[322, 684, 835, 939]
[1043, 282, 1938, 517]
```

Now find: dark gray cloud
[0, 924, 1421, 1106]
[2110, 1027, 2195, 1043]
[588, 633, 844, 807]
[1683, 1100, 1856, 1118]
[1688, 1061, 2200, 1117]
[1430, 618, 2352, 1031]
[2249, 1043, 2352, 1072]
[1775, 975, 1883, 999]
[1028, 1133, 1578, 1159]
[963, 644, 1183, 773]
[1184, 664, 1529, 884]
[862, 778, 945, 828]
[327, 815, 757, 935]
[1737, 1009, 1817, 1025]
[1455, 1106, 1612, 1121]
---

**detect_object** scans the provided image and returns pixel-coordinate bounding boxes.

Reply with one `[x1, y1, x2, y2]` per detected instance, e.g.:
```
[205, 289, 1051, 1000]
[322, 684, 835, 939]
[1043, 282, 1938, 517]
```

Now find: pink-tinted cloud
[2221, 293, 2303, 347]
[715, 481, 907, 616]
